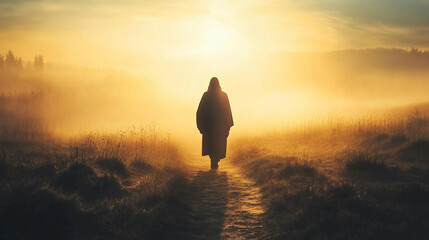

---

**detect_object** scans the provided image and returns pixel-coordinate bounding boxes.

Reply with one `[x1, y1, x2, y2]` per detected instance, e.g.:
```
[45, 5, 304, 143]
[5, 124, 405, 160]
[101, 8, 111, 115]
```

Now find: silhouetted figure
[197, 77, 234, 169]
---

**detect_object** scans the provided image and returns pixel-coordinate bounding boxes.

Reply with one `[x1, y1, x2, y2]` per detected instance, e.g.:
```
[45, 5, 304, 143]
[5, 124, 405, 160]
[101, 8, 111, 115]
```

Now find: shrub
[130, 159, 154, 173]
[56, 162, 97, 193]
[345, 151, 386, 171]
[56, 161, 123, 201]
[277, 162, 317, 179]
[95, 157, 128, 178]
[398, 139, 429, 162]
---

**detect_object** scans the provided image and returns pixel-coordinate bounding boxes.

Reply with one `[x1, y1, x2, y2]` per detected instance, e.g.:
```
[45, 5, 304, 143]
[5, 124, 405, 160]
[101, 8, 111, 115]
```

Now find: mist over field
[2, 48, 429, 149]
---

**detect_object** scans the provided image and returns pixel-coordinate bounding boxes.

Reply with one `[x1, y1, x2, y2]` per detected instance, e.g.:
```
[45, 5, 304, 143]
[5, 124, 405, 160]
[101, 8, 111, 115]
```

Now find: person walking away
[196, 77, 234, 169]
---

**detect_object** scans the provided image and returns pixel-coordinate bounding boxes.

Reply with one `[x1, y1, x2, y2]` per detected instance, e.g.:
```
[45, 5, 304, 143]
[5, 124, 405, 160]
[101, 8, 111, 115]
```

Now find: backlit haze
[2, 0, 429, 151]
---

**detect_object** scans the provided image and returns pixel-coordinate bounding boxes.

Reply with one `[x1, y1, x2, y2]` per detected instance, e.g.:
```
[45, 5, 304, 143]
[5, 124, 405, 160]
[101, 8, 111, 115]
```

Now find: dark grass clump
[130, 159, 154, 173]
[0, 157, 57, 186]
[367, 133, 407, 149]
[388, 135, 407, 147]
[56, 161, 123, 201]
[398, 139, 429, 162]
[33, 163, 57, 179]
[277, 162, 317, 179]
[0, 189, 111, 240]
[269, 184, 371, 240]
[95, 157, 128, 178]
[345, 151, 387, 172]
[247, 159, 276, 185]
[374, 133, 389, 142]
[56, 162, 96, 192]
[343, 151, 402, 180]
[108, 174, 192, 239]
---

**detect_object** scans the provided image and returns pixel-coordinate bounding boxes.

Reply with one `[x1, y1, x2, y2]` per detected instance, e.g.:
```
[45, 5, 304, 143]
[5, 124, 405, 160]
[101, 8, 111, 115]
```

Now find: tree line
[0, 50, 44, 71]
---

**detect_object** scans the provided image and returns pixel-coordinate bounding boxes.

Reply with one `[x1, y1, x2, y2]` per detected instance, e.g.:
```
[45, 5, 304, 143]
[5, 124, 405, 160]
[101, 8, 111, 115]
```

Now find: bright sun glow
[203, 21, 231, 54]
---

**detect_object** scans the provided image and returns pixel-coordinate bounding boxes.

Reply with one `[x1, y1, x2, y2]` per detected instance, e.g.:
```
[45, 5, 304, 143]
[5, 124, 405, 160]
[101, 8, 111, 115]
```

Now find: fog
[1, 48, 429, 153]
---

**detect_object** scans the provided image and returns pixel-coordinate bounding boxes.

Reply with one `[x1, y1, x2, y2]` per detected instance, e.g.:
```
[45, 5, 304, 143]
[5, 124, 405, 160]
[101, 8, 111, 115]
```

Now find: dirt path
[185, 155, 267, 239]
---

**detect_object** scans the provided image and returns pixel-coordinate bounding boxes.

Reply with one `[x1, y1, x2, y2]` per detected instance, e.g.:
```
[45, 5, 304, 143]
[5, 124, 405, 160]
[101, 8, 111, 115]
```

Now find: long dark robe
[196, 90, 233, 159]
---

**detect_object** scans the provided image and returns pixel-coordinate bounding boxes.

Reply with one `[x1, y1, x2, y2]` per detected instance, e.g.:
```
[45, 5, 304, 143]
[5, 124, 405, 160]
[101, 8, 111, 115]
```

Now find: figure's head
[208, 77, 221, 91]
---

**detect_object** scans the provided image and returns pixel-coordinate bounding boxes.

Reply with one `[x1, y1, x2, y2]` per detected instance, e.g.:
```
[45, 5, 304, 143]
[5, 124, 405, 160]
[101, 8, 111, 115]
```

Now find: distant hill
[310, 48, 429, 71]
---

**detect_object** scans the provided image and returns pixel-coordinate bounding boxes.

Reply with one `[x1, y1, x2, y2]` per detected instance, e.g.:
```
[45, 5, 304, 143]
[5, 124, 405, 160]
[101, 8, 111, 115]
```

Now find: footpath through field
[184, 154, 267, 239]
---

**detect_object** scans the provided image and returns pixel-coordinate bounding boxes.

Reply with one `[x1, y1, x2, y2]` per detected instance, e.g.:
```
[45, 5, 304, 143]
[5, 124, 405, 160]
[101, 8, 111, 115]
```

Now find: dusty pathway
[185, 154, 267, 239]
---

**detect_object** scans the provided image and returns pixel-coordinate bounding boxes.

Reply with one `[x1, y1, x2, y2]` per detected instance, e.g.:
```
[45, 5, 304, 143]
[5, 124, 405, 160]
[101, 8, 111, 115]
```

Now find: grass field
[231, 104, 429, 240]
[2, 65, 429, 239]
[0, 115, 191, 239]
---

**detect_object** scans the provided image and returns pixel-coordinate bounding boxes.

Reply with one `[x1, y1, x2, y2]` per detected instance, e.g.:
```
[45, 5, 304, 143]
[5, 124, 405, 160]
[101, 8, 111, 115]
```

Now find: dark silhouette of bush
[107, 174, 191, 239]
[56, 162, 123, 201]
[344, 151, 402, 180]
[398, 139, 429, 162]
[56, 162, 96, 192]
[96, 157, 128, 178]
[345, 151, 386, 172]
[33, 163, 57, 181]
[130, 159, 154, 173]
[277, 162, 317, 179]
[369, 134, 407, 149]
[388, 135, 407, 146]
[0, 157, 56, 186]
[92, 175, 124, 199]
[374, 133, 389, 142]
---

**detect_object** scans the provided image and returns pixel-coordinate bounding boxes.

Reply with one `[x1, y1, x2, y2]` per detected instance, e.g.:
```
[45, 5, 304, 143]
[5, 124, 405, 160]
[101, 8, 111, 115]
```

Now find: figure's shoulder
[201, 91, 209, 99]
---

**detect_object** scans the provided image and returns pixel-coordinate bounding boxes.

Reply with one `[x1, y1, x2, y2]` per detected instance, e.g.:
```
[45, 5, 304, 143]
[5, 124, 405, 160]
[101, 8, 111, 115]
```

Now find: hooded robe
[196, 80, 233, 159]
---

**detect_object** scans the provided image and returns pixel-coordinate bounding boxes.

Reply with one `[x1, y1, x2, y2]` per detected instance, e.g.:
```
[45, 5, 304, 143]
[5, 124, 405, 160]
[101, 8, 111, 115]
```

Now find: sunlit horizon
[2, 0, 429, 145]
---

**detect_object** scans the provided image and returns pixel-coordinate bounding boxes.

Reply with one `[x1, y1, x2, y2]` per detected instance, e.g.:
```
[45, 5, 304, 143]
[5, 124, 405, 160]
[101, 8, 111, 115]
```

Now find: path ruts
[184, 155, 267, 239]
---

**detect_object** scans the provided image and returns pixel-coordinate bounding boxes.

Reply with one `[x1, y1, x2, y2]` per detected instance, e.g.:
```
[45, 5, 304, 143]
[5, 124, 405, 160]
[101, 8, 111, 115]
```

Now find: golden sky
[1, 0, 429, 71]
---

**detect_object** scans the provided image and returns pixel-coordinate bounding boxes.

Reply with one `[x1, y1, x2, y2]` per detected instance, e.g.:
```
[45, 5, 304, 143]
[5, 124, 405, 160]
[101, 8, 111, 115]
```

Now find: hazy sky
[1, 0, 429, 70]
[2, 0, 429, 141]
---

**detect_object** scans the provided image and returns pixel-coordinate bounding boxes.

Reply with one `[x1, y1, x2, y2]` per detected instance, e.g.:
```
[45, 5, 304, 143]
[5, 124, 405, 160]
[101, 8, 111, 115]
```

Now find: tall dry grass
[66, 126, 184, 170]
